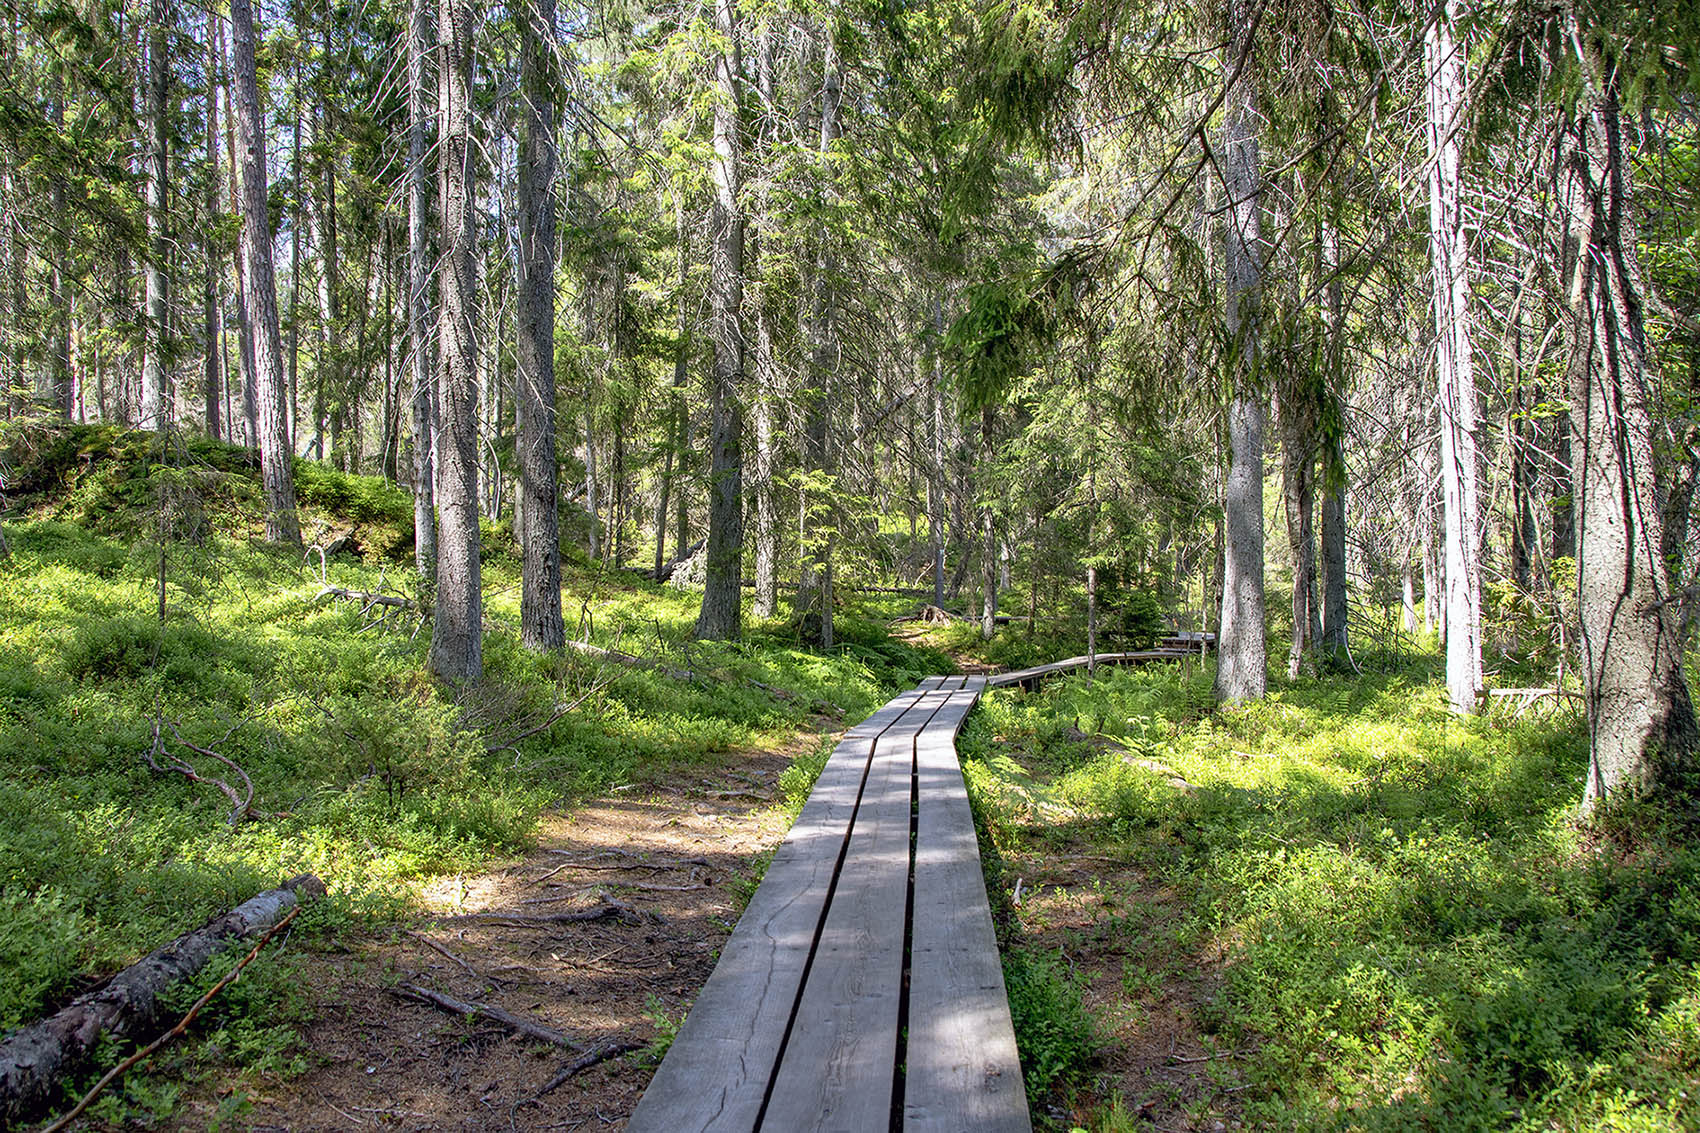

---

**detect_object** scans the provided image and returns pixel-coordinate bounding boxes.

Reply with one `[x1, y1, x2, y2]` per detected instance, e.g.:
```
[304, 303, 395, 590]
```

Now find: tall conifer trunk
[1557, 49, 1698, 806]
[1214, 0, 1267, 703]
[141, 0, 170, 433]
[202, 23, 222, 439]
[796, 30, 843, 647]
[230, 0, 301, 545]
[407, 0, 437, 580]
[694, 0, 745, 642]
[1426, 0, 1482, 714]
[429, 0, 482, 680]
[516, 0, 563, 651]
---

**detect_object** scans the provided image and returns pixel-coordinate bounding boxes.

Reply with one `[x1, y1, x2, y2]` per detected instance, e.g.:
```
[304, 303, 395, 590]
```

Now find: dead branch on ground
[393, 983, 580, 1050]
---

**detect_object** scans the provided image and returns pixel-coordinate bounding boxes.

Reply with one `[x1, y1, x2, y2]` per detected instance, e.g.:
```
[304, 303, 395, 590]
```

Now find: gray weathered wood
[759, 688, 950, 1131]
[631, 676, 1030, 1133]
[905, 679, 1029, 1132]
[627, 690, 927, 1132]
[987, 651, 1196, 688]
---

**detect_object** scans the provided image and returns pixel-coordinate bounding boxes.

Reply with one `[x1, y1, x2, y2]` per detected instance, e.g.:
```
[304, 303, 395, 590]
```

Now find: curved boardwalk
[628, 676, 1029, 1133]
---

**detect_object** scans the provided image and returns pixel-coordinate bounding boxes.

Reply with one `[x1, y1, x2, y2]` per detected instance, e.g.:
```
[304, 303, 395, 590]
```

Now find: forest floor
[172, 732, 819, 1132]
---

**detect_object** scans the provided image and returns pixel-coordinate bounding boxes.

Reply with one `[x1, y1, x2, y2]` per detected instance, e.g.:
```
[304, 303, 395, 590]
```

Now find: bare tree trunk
[218, 23, 258, 449]
[202, 22, 222, 439]
[230, 0, 301, 545]
[45, 72, 72, 419]
[1317, 210, 1348, 660]
[407, 0, 437, 580]
[752, 289, 779, 618]
[141, 0, 171, 433]
[1278, 385, 1319, 679]
[1214, 0, 1267, 702]
[1551, 409, 1575, 561]
[796, 29, 842, 647]
[654, 195, 689, 578]
[978, 408, 998, 641]
[515, 0, 563, 650]
[428, 0, 482, 681]
[929, 302, 948, 608]
[1426, 0, 1482, 714]
[694, 0, 745, 642]
[1558, 56, 1698, 808]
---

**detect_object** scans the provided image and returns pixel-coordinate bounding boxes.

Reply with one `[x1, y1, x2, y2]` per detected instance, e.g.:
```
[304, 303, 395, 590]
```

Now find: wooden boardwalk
[628, 675, 1029, 1133]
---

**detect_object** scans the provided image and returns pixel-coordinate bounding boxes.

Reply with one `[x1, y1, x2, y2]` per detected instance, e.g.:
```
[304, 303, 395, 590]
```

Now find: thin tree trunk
[406, 0, 437, 580]
[1317, 209, 1348, 659]
[1214, 0, 1267, 702]
[938, 299, 952, 605]
[979, 408, 998, 641]
[428, 0, 482, 681]
[1559, 56, 1698, 807]
[1278, 383, 1319, 679]
[1426, 0, 1482, 713]
[796, 30, 842, 647]
[515, 0, 563, 650]
[202, 21, 222, 439]
[46, 72, 72, 419]
[141, 0, 170, 433]
[220, 25, 258, 449]
[653, 195, 689, 578]
[230, 0, 300, 544]
[694, 0, 745, 642]
[752, 290, 778, 618]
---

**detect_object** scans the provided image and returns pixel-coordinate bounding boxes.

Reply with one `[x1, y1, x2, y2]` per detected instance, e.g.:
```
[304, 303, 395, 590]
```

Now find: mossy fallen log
[0, 874, 326, 1128]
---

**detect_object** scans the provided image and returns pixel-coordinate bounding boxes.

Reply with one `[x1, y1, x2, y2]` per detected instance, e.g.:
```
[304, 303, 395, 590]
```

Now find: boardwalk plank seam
[629, 676, 1029, 1133]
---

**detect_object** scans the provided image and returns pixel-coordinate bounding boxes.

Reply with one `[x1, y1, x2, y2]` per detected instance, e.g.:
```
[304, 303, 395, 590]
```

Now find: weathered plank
[757, 687, 951, 1131]
[626, 688, 928, 1133]
[986, 651, 1196, 689]
[904, 678, 1029, 1132]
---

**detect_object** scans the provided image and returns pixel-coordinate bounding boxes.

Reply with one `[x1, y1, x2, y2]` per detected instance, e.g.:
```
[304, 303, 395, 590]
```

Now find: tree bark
[141, 0, 171, 433]
[1317, 208, 1348, 660]
[1278, 381, 1319, 680]
[45, 72, 72, 419]
[1558, 58, 1698, 808]
[516, 0, 563, 651]
[1213, 0, 1267, 703]
[1426, 0, 1482, 713]
[407, 0, 437, 580]
[796, 29, 843, 647]
[230, 0, 301, 545]
[694, 0, 745, 642]
[0, 876, 324, 1130]
[202, 22, 222, 439]
[429, 0, 482, 681]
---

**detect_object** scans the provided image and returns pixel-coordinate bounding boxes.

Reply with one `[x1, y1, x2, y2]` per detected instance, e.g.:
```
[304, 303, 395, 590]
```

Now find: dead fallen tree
[0, 874, 326, 1129]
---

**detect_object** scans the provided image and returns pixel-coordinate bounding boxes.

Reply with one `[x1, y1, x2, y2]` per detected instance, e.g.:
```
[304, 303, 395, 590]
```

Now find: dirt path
[179, 733, 821, 1132]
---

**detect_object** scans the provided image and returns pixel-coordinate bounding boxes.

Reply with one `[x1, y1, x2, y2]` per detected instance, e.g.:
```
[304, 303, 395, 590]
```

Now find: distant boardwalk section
[627, 675, 1030, 1133]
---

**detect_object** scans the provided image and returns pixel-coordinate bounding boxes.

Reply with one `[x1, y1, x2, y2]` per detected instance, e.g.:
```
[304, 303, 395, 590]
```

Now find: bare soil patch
[162, 731, 823, 1132]
[1001, 836, 1247, 1132]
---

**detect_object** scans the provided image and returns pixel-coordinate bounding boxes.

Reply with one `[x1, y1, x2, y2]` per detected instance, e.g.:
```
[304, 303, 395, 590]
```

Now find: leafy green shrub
[1003, 946, 1097, 1100]
[0, 887, 85, 1032]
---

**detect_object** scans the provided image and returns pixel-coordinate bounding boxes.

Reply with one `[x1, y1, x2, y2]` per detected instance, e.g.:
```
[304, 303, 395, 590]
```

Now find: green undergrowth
[0, 422, 945, 1117]
[960, 660, 1700, 1131]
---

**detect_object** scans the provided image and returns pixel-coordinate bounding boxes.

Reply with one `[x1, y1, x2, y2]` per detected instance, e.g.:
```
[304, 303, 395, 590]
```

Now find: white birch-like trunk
[1425, 0, 1482, 714]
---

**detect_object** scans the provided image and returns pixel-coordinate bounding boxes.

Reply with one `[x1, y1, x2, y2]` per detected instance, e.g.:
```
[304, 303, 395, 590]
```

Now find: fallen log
[0, 874, 326, 1129]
